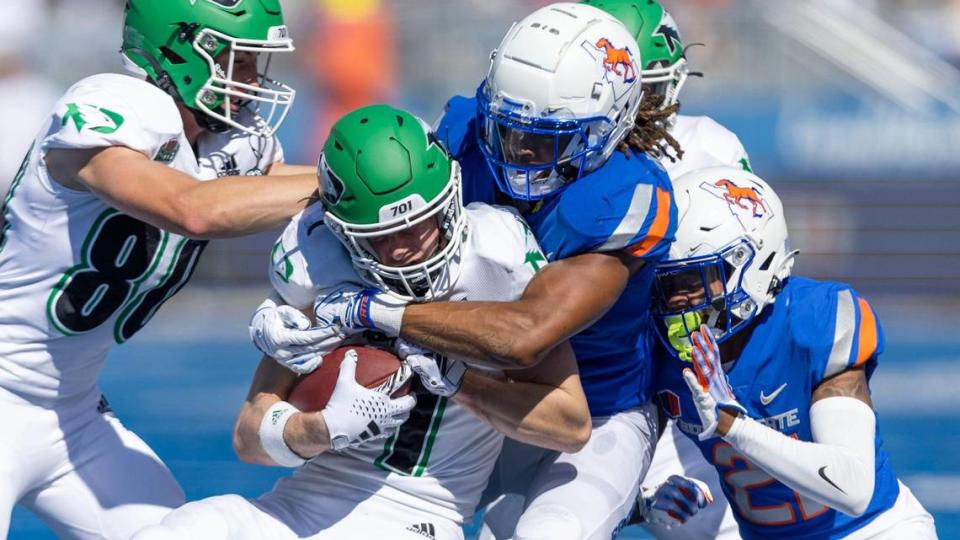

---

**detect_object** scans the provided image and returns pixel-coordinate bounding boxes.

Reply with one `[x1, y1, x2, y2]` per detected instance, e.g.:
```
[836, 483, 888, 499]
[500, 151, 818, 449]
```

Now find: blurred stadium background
[3, 0, 958, 538]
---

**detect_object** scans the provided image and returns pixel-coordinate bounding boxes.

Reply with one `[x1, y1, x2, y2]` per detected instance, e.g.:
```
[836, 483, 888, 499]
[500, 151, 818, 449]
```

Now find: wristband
[360, 292, 405, 336]
[259, 401, 307, 467]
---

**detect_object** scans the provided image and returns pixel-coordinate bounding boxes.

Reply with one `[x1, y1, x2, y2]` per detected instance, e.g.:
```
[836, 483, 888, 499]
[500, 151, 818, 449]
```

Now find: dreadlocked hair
[617, 93, 684, 163]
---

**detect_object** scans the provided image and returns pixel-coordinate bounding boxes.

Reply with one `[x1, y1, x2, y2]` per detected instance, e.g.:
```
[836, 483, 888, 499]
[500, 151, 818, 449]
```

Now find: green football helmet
[319, 104, 467, 301]
[581, 0, 688, 109]
[121, 0, 295, 137]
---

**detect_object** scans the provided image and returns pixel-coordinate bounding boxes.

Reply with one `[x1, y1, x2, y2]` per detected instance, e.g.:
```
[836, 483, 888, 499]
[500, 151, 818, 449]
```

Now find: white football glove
[249, 297, 345, 374]
[396, 339, 466, 398]
[637, 475, 713, 528]
[682, 325, 748, 441]
[313, 285, 407, 337]
[321, 350, 417, 451]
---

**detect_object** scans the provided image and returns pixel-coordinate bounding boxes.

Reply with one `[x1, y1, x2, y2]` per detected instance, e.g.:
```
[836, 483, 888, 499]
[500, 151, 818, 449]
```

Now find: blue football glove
[683, 325, 748, 440]
[638, 475, 713, 528]
[313, 284, 407, 337]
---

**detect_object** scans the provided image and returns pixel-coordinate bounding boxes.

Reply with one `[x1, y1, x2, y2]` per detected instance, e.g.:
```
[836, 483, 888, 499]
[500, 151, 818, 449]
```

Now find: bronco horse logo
[595, 38, 636, 83]
[715, 179, 767, 217]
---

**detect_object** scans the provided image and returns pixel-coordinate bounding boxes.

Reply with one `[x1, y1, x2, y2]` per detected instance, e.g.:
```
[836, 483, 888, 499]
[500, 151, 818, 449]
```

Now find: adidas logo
[406, 522, 436, 540]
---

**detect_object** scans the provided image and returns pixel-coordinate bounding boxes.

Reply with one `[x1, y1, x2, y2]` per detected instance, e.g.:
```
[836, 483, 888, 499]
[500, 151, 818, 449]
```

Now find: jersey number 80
[47, 209, 207, 343]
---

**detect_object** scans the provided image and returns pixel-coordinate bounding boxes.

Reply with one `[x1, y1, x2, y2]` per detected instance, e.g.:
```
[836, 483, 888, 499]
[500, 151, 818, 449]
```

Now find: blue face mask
[652, 240, 759, 359]
[475, 82, 615, 201]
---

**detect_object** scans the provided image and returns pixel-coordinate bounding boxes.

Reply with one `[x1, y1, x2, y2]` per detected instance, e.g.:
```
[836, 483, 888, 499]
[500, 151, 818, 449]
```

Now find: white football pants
[133, 487, 464, 540]
[479, 403, 659, 540]
[0, 387, 184, 539]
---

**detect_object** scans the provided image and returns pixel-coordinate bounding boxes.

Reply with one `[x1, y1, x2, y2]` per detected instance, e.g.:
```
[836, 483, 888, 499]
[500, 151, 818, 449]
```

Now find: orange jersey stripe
[855, 297, 878, 365]
[627, 187, 671, 258]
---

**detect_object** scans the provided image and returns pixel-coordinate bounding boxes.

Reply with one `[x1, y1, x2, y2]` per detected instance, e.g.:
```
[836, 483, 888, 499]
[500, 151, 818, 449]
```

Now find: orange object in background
[306, 0, 396, 145]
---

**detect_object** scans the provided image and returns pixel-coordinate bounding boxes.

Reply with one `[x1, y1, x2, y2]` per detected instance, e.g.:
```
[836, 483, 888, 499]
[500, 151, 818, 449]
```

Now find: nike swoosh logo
[818, 466, 847, 494]
[759, 383, 788, 406]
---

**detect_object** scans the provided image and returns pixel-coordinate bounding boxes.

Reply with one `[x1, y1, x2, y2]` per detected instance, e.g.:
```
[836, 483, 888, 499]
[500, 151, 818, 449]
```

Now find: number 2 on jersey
[47, 209, 206, 342]
[713, 441, 829, 526]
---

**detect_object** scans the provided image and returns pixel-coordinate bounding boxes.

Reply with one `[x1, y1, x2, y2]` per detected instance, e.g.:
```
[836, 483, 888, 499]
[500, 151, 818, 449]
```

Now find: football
[287, 345, 410, 412]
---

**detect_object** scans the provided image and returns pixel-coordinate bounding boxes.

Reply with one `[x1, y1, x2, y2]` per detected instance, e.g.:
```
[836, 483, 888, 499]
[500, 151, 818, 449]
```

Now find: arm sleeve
[723, 396, 876, 517]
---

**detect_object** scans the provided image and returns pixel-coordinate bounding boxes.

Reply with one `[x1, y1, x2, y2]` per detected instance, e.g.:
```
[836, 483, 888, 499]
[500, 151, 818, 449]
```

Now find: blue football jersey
[654, 277, 899, 540]
[438, 95, 677, 416]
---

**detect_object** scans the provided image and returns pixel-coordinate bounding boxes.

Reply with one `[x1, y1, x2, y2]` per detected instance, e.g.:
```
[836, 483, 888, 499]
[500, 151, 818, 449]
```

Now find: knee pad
[514, 504, 582, 540]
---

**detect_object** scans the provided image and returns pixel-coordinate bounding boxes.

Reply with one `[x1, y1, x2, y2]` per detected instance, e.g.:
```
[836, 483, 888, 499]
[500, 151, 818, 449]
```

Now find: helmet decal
[319, 155, 345, 206]
[654, 12, 682, 57]
[700, 179, 771, 222]
[592, 37, 637, 84]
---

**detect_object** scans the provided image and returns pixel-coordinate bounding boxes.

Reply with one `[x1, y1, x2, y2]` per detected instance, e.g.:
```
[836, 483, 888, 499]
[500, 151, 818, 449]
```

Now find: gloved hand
[313, 285, 407, 337]
[321, 350, 417, 451]
[249, 297, 345, 374]
[637, 475, 713, 528]
[682, 325, 748, 440]
[396, 339, 466, 397]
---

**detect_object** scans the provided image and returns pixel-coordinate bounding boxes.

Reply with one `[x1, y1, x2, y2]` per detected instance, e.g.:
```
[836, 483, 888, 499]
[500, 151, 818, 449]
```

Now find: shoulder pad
[546, 152, 675, 261]
[269, 204, 358, 309]
[435, 95, 477, 159]
[464, 202, 544, 297]
[675, 115, 752, 172]
[42, 74, 181, 159]
[788, 278, 884, 381]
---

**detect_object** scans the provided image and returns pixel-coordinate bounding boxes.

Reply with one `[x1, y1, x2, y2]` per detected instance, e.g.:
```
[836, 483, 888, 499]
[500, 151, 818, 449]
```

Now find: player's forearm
[401, 300, 565, 370]
[454, 370, 591, 453]
[267, 162, 319, 176]
[171, 173, 316, 239]
[63, 146, 315, 239]
[234, 396, 281, 465]
[234, 395, 330, 465]
[722, 397, 876, 517]
[282, 411, 331, 458]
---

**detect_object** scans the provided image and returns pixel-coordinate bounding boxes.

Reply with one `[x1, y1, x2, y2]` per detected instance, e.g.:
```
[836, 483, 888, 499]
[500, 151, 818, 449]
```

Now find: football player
[0, 1, 315, 538]
[279, 4, 714, 539]
[580, 1, 749, 537]
[651, 166, 937, 539]
[133, 105, 592, 540]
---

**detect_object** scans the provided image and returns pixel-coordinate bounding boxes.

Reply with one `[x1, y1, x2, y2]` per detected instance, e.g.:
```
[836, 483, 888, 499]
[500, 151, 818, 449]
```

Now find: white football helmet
[476, 2, 644, 200]
[652, 166, 798, 356]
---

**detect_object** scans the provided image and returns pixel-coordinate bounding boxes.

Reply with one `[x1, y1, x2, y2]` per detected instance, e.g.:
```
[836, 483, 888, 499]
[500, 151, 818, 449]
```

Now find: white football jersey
[0, 73, 283, 406]
[664, 115, 751, 179]
[268, 201, 545, 524]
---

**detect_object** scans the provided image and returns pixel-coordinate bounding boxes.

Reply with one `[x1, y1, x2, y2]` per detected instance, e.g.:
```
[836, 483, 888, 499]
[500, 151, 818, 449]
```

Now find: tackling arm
[718, 366, 876, 517]
[401, 251, 639, 369]
[45, 146, 316, 239]
[453, 341, 591, 453]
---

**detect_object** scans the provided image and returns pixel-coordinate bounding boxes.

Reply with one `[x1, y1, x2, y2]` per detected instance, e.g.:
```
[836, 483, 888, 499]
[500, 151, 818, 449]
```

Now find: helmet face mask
[477, 83, 620, 200]
[190, 27, 295, 136]
[319, 106, 467, 302]
[122, 0, 296, 137]
[653, 239, 759, 359]
[477, 3, 644, 201]
[640, 56, 689, 112]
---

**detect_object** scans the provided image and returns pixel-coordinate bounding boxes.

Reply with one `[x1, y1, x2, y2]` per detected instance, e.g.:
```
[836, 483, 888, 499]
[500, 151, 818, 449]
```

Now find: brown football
[287, 346, 409, 412]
